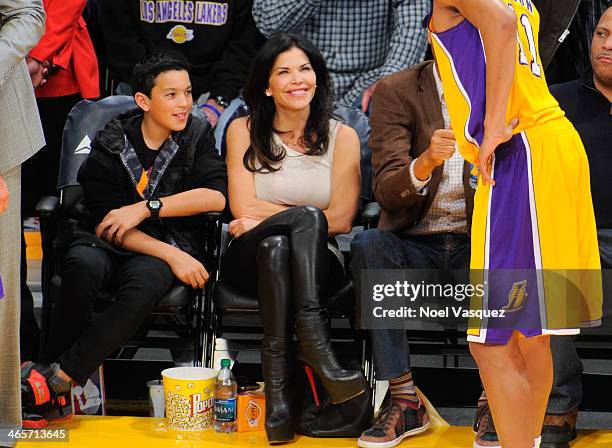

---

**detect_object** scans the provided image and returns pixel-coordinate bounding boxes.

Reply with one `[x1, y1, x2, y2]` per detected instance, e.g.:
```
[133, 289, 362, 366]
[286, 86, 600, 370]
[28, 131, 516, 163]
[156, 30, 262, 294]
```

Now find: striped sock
[478, 388, 487, 406]
[389, 371, 420, 409]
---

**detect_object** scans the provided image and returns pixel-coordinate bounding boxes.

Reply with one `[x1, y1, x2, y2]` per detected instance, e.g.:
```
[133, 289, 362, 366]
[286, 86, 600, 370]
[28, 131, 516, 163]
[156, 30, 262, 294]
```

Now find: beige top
[254, 119, 340, 209]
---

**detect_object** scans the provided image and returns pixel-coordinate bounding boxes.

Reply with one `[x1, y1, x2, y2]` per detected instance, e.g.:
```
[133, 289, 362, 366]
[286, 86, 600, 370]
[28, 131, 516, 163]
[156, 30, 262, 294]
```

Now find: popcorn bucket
[161, 367, 218, 431]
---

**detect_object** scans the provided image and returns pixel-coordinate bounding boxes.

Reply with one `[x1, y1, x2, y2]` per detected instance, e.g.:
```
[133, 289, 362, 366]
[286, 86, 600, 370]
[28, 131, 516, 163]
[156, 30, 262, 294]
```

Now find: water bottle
[213, 359, 237, 432]
[469, 164, 479, 190]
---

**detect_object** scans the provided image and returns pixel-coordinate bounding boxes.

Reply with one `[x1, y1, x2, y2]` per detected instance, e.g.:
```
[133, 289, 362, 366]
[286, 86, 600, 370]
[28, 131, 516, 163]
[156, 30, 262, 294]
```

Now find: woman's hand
[229, 217, 262, 238]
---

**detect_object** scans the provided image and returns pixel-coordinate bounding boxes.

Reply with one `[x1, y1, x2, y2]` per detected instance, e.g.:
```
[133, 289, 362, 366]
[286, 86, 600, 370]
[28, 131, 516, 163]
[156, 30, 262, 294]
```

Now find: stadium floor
[15, 415, 612, 448]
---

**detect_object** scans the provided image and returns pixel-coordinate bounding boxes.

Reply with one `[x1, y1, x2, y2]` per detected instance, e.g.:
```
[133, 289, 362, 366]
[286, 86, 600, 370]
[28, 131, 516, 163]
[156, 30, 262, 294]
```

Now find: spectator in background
[100, 0, 261, 128]
[252, 0, 429, 113]
[22, 0, 100, 213]
[536, 0, 612, 84]
[83, 0, 108, 96]
[0, 0, 45, 445]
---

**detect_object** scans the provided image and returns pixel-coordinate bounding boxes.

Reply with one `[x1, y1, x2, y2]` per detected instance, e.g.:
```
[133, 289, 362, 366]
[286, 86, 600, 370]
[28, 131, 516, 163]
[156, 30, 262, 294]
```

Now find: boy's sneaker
[22, 408, 48, 429]
[39, 393, 73, 422]
[21, 362, 73, 427]
[473, 402, 501, 448]
[21, 362, 54, 408]
[358, 399, 430, 448]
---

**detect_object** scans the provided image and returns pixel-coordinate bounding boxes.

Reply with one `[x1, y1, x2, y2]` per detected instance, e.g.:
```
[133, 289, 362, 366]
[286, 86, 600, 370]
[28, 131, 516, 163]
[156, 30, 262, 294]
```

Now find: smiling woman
[222, 33, 365, 444]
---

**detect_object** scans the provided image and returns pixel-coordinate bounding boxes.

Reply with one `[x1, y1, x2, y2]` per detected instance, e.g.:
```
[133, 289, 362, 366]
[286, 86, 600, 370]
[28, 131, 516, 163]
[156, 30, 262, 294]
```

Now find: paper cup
[147, 379, 165, 418]
[161, 367, 218, 431]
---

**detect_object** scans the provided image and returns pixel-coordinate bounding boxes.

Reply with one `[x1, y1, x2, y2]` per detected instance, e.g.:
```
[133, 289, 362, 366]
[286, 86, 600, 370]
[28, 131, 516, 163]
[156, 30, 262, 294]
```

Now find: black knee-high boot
[288, 207, 366, 404]
[257, 236, 294, 444]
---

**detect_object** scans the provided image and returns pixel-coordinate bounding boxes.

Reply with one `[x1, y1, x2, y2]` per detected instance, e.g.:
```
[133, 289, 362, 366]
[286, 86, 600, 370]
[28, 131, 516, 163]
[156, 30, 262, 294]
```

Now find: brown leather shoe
[541, 409, 577, 447]
[358, 399, 430, 448]
[473, 402, 501, 448]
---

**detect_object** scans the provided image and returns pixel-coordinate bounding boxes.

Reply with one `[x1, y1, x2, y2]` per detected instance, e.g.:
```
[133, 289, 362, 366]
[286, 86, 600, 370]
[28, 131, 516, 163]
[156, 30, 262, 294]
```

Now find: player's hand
[480, 118, 519, 186]
[0, 174, 9, 214]
[95, 202, 149, 245]
[165, 248, 209, 289]
[229, 217, 261, 238]
[422, 129, 456, 168]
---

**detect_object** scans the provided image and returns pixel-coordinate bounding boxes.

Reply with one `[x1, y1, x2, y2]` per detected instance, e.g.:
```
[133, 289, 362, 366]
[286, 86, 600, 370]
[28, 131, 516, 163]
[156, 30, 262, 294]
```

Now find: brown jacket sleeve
[370, 74, 428, 214]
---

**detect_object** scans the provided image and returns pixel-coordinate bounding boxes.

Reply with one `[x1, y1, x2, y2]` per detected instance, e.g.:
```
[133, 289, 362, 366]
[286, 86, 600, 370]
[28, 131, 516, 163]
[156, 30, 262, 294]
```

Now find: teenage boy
[20, 53, 227, 427]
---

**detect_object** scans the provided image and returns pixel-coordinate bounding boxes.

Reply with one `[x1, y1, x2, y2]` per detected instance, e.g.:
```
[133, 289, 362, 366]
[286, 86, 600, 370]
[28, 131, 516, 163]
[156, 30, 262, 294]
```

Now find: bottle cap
[221, 359, 231, 368]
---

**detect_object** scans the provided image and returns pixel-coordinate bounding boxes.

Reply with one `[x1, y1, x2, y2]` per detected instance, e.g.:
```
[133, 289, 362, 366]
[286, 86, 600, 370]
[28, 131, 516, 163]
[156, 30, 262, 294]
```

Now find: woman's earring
[265, 91, 272, 97]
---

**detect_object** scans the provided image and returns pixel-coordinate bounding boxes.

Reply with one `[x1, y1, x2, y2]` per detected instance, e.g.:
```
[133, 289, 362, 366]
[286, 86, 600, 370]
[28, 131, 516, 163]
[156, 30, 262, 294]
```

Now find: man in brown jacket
[350, 59, 475, 448]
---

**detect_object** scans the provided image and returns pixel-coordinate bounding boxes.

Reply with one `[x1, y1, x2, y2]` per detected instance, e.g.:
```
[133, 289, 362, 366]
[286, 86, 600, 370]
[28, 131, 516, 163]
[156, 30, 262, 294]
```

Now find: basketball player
[428, 1, 602, 447]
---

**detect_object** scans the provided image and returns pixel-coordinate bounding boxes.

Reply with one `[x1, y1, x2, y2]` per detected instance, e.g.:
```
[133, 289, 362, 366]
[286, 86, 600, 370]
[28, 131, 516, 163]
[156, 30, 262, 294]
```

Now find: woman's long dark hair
[243, 32, 334, 173]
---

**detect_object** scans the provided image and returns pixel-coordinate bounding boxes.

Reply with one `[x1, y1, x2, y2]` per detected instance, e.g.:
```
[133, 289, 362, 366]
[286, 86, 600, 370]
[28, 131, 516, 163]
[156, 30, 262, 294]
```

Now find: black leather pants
[223, 206, 365, 408]
[223, 206, 340, 441]
[222, 205, 341, 303]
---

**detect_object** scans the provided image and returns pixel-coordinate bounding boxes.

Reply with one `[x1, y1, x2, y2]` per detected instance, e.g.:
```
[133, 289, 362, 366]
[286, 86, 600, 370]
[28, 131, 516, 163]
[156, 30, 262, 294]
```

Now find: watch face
[149, 200, 161, 210]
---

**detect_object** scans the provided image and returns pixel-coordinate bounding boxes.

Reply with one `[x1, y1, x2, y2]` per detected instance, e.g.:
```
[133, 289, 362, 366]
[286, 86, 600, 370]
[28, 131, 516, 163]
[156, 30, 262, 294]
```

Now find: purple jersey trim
[433, 20, 487, 146]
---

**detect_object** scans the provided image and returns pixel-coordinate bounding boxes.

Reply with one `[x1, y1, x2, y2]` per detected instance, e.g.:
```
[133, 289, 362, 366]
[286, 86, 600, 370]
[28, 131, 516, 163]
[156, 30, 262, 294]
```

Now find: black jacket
[551, 69, 612, 229]
[100, 0, 262, 100]
[70, 110, 227, 261]
[535, 0, 582, 70]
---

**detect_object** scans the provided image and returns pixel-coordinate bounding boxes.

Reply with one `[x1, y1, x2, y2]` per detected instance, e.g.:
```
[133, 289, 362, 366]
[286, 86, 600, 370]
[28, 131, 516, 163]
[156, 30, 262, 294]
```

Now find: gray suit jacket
[0, 0, 45, 174]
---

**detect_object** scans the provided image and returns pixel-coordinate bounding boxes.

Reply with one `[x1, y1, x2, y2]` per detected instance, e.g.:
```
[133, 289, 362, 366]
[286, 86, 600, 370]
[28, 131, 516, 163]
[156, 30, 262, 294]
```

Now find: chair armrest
[361, 202, 380, 230]
[362, 202, 380, 221]
[35, 196, 59, 216]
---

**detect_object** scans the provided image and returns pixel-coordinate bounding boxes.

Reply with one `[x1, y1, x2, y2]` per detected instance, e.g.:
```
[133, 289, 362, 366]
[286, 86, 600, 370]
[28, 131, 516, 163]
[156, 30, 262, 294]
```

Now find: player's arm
[436, 0, 518, 185]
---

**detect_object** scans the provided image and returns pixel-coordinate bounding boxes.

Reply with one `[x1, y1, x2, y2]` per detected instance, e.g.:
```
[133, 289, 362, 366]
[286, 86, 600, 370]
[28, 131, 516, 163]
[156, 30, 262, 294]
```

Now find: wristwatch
[146, 198, 163, 219]
[213, 95, 230, 109]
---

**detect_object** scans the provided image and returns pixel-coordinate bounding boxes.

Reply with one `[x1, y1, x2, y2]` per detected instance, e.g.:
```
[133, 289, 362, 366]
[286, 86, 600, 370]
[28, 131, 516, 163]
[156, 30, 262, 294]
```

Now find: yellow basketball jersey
[429, 0, 565, 166]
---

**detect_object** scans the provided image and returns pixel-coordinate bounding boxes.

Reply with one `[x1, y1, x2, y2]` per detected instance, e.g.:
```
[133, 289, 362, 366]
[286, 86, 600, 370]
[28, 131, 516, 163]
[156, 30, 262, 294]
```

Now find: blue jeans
[548, 336, 582, 414]
[547, 228, 612, 414]
[350, 229, 470, 380]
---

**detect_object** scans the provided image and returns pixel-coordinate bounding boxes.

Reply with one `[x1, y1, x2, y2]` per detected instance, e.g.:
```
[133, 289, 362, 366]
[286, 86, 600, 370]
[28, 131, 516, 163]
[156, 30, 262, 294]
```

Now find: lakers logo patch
[167, 25, 194, 44]
[502, 280, 528, 312]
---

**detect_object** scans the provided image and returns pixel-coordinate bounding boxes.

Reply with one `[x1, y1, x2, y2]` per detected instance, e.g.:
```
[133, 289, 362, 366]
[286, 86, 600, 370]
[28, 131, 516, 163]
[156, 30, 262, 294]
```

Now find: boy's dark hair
[131, 53, 191, 97]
